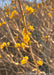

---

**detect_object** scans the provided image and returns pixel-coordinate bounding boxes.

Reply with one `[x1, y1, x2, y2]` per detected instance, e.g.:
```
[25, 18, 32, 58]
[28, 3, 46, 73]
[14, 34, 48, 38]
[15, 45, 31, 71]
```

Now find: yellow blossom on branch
[40, 3, 43, 5]
[22, 28, 27, 36]
[0, 42, 7, 49]
[0, 55, 1, 58]
[0, 45, 3, 49]
[7, 42, 10, 46]
[15, 43, 20, 48]
[2, 21, 6, 24]
[48, 13, 52, 17]
[45, 36, 48, 38]
[28, 26, 34, 31]
[23, 56, 28, 60]
[0, 23, 2, 26]
[21, 56, 29, 65]
[51, 8, 53, 11]
[2, 42, 6, 47]
[37, 60, 43, 66]
[25, 5, 34, 14]
[21, 42, 25, 49]
[23, 35, 30, 44]
[27, 32, 31, 36]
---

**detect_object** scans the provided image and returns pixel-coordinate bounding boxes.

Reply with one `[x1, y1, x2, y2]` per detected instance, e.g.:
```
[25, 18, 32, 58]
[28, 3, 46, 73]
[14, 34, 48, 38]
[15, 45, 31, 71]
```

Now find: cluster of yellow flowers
[15, 43, 20, 48]
[22, 25, 34, 45]
[0, 42, 10, 49]
[21, 42, 25, 49]
[37, 60, 43, 66]
[22, 27, 31, 36]
[22, 28, 30, 45]
[15, 42, 25, 49]
[48, 13, 52, 17]
[9, 10, 18, 19]
[0, 21, 6, 27]
[42, 36, 48, 39]
[25, 5, 34, 14]
[21, 56, 29, 65]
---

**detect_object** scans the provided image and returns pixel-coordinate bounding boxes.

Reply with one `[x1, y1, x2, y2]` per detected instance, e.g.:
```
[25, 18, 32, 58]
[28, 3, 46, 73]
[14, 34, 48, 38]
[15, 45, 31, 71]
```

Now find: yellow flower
[37, 60, 43, 66]
[29, 7, 34, 13]
[0, 55, 1, 58]
[15, 43, 20, 48]
[27, 32, 31, 36]
[0, 42, 1, 45]
[2, 42, 6, 47]
[40, 3, 43, 5]
[45, 36, 48, 38]
[48, 13, 52, 17]
[7, 42, 10, 46]
[23, 56, 29, 60]
[21, 56, 28, 65]
[0, 45, 3, 49]
[51, 8, 53, 11]
[21, 59, 27, 65]
[25, 5, 29, 10]
[0, 42, 6, 49]
[37, 4, 40, 8]
[25, 5, 34, 14]
[23, 35, 30, 44]
[42, 36, 44, 38]
[0, 23, 2, 26]
[28, 26, 34, 31]
[2, 21, 6, 24]
[22, 28, 27, 36]
[21, 42, 25, 49]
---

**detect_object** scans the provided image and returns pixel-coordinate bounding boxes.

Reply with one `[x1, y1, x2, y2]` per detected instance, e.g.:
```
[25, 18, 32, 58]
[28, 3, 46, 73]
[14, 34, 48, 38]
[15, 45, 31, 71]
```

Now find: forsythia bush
[0, 0, 54, 75]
